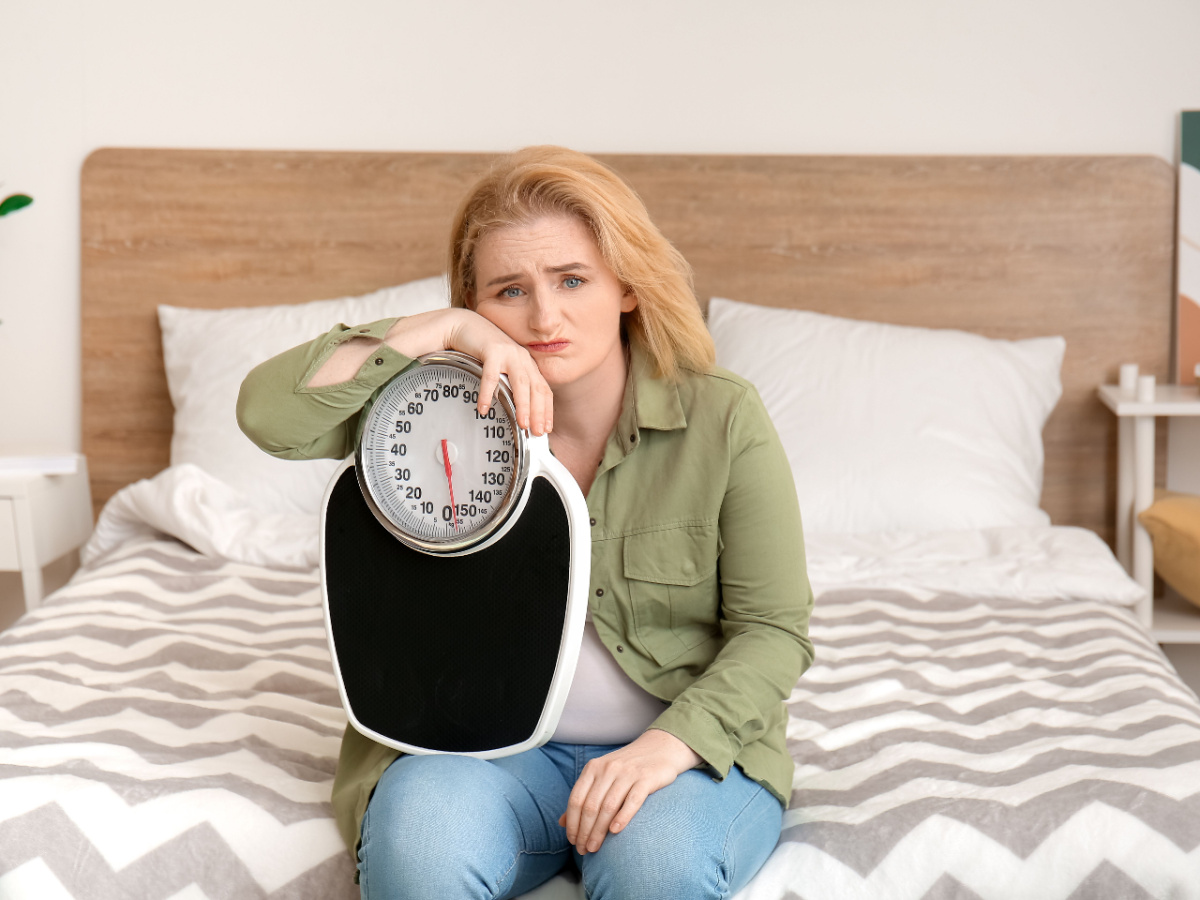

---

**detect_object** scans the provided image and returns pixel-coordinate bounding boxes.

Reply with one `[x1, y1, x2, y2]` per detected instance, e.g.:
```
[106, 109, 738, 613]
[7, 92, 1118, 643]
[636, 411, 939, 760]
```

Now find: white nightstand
[0, 456, 94, 612]
[1098, 375, 1200, 639]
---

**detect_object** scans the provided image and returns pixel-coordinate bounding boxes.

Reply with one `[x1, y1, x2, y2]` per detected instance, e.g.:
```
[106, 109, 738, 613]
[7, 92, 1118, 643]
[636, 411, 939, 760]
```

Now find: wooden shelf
[1098, 384, 1200, 417]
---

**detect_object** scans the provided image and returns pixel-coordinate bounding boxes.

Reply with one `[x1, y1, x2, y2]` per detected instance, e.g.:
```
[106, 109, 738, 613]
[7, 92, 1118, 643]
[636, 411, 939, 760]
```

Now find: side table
[0, 456, 94, 612]
[1098, 373, 1200, 637]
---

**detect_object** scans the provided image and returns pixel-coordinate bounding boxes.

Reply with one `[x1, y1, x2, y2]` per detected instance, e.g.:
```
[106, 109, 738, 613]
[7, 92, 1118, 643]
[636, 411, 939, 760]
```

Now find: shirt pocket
[624, 524, 722, 666]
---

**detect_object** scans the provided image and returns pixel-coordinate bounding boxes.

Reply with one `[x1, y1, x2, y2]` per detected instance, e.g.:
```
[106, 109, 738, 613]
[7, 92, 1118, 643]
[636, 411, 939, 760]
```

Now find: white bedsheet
[84, 464, 320, 570]
[86, 464, 1146, 609]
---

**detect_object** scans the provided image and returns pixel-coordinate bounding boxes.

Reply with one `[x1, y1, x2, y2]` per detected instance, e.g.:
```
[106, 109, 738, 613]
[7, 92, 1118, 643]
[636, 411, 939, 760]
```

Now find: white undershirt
[551, 618, 667, 745]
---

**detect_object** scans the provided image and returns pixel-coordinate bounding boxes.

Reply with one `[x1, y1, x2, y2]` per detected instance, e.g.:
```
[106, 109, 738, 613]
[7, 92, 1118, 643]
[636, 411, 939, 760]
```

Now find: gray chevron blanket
[1, 537, 1198, 899]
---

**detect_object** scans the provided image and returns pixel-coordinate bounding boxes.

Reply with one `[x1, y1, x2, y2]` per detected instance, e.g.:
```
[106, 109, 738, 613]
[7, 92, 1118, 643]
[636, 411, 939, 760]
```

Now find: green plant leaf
[0, 194, 33, 217]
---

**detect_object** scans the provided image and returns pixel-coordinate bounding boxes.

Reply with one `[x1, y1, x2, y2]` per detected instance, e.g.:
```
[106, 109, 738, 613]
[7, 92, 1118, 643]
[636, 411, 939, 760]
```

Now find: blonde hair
[448, 146, 714, 380]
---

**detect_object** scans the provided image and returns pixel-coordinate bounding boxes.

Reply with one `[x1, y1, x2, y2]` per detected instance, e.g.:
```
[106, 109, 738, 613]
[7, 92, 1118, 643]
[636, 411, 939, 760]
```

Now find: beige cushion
[1138, 490, 1200, 608]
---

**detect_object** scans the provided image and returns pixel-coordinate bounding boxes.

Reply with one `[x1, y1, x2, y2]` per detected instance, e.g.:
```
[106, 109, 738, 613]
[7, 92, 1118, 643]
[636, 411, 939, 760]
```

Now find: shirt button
[616, 645, 625, 653]
[375, 357, 384, 365]
[595, 588, 604, 597]
[630, 433, 637, 442]
[589, 517, 596, 526]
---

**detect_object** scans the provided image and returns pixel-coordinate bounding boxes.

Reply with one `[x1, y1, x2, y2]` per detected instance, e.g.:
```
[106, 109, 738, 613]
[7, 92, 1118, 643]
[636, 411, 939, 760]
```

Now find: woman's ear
[621, 288, 638, 314]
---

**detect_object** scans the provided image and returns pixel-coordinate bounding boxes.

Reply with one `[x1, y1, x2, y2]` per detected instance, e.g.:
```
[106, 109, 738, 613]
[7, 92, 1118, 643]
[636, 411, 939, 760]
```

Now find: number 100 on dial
[356, 352, 530, 555]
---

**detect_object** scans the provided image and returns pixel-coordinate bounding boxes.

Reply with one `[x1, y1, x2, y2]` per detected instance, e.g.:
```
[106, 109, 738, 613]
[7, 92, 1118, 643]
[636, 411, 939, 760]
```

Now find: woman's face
[471, 215, 637, 393]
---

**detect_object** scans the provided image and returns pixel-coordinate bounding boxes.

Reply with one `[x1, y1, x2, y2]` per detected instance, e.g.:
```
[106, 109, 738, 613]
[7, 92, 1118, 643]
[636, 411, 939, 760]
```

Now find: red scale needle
[442, 439, 460, 532]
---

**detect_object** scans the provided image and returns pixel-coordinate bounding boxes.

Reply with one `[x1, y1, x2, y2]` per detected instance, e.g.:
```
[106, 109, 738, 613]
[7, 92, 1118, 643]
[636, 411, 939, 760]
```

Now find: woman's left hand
[558, 729, 703, 854]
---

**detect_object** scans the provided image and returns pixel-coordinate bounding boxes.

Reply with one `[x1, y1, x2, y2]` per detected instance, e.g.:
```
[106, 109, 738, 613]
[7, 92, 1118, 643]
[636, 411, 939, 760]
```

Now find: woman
[238, 146, 814, 900]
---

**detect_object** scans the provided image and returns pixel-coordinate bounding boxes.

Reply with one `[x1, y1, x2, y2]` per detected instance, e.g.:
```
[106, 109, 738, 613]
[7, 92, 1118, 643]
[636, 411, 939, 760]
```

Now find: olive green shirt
[237, 318, 815, 859]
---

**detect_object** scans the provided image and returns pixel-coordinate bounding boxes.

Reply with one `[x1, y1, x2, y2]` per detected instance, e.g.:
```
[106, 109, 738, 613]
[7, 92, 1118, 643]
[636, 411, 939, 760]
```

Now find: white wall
[3, 0, 1200, 456]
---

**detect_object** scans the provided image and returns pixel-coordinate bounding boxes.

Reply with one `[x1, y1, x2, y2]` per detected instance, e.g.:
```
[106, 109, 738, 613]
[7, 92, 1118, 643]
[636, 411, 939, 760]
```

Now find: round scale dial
[356, 351, 529, 554]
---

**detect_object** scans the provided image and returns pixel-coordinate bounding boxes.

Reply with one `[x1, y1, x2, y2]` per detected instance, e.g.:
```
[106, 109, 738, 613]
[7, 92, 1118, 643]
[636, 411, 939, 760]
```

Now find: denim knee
[358, 755, 527, 900]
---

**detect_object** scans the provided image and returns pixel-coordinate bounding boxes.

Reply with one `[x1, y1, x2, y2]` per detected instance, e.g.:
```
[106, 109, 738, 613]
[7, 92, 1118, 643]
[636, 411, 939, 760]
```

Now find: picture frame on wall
[1179, 110, 1200, 386]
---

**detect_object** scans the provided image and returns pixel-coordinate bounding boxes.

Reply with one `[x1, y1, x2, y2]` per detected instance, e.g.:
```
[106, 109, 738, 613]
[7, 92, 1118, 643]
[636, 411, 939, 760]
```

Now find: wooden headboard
[81, 149, 1176, 544]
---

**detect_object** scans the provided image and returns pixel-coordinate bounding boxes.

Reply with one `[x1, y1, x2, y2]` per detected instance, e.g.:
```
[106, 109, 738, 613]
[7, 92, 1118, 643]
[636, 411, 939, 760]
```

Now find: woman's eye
[502, 286, 523, 299]
[563, 276, 583, 289]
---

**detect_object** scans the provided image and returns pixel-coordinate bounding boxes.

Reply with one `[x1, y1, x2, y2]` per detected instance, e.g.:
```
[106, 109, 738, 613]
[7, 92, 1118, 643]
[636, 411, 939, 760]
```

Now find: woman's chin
[534, 346, 624, 395]
[536, 359, 589, 393]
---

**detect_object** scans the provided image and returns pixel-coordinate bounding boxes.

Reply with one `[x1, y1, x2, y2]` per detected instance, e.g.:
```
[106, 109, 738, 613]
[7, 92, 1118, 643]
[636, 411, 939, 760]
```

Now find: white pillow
[707, 296, 1066, 535]
[159, 276, 450, 516]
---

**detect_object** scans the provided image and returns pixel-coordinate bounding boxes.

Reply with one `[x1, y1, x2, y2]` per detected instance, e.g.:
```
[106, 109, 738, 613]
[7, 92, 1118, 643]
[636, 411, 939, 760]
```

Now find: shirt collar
[615, 337, 687, 454]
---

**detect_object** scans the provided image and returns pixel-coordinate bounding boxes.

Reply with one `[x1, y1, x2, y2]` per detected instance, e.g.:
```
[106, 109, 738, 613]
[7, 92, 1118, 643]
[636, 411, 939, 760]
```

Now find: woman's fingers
[561, 762, 658, 854]
[574, 774, 616, 853]
[608, 781, 651, 835]
[445, 313, 552, 436]
[477, 359, 502, 422]
[505, 367, 531, 432]
[500, 361, 550, 435]
[563, 762, 620, 853]
[560, 765, 595, 847]
[529, 375, 553, 436]
[581, 775, 640, 852]
[505, 358, 553, 436]
[505, 348, 553, 436]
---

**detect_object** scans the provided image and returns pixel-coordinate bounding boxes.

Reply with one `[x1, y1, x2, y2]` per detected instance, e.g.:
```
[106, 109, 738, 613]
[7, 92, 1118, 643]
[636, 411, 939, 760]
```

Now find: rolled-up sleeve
[236, 317, 417, 461]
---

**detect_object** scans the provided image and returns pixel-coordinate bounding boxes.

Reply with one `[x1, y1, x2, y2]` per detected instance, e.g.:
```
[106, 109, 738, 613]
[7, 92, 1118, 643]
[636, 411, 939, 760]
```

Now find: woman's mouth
[527, 341, 570, 353]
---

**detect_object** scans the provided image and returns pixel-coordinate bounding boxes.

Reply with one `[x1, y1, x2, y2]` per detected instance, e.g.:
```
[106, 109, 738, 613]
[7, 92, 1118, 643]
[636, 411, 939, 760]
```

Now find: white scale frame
[319, 431, 592, 758]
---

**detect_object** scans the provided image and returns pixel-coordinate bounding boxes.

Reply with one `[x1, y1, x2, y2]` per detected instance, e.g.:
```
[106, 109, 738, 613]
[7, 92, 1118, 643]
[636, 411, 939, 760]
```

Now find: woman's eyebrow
[483, 262, 592, 289]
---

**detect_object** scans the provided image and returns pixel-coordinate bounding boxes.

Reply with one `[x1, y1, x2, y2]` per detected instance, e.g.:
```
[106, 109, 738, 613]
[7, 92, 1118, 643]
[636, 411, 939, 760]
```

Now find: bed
[1, 149, 1197, 899]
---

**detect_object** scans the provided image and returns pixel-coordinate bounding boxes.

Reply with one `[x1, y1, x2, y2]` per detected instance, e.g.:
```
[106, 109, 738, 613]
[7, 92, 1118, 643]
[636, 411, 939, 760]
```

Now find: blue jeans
[357, 741, 783, 900]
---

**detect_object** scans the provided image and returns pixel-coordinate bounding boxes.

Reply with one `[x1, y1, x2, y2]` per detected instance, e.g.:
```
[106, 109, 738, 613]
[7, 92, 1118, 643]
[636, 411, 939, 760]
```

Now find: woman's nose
[527, 290, 561, 334]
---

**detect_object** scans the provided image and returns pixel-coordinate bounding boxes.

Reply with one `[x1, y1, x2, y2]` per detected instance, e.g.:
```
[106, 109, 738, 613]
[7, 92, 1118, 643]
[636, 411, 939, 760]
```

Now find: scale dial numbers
[357, 355, 527, 553]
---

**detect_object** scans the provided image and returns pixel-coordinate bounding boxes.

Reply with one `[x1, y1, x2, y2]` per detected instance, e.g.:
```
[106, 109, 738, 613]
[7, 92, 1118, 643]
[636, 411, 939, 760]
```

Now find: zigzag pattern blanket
[1, 537, 1198, 899]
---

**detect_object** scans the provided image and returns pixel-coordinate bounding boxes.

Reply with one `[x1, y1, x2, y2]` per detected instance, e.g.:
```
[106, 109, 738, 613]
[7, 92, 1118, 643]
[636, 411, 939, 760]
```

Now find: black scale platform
[324, 464, 572, 754]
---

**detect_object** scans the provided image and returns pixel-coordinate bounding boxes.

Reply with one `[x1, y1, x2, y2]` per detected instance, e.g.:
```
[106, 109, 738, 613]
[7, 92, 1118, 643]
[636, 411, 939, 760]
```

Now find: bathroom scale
[321, 351, 590, 758]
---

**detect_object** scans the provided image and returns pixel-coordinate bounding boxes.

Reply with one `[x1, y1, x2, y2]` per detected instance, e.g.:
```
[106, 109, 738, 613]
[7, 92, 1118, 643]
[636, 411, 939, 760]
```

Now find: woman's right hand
[433, 309, 554, 437]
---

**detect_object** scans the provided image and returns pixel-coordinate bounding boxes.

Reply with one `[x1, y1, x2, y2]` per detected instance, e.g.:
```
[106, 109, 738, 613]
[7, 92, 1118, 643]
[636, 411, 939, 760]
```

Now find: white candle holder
[1119, 363, 1139, 393]
[1137, 374, 1156, 403]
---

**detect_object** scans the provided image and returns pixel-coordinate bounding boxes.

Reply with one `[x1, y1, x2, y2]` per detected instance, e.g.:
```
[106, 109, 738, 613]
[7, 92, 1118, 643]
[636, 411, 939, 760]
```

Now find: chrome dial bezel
[355, 350, 530, 555]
